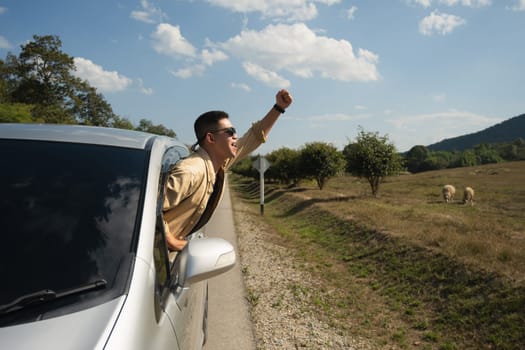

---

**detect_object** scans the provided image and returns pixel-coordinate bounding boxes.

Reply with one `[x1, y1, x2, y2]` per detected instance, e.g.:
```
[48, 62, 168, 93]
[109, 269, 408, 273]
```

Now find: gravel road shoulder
[232, 198, 376, 350]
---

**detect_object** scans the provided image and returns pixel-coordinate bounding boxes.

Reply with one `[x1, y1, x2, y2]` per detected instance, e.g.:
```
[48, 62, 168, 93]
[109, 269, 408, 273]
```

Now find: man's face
[211, 118, 238, 159]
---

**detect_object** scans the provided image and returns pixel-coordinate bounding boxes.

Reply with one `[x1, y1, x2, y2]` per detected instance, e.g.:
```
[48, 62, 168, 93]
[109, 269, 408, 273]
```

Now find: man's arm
[260, 89, 293, 137]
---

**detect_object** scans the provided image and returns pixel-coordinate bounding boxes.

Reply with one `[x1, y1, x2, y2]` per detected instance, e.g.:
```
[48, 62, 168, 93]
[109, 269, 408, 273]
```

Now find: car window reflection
[0, 140, 146, 309]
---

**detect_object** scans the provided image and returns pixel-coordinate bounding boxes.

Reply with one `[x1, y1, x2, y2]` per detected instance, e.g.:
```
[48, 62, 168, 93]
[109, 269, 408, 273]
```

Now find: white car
[0, 123, 236, 349]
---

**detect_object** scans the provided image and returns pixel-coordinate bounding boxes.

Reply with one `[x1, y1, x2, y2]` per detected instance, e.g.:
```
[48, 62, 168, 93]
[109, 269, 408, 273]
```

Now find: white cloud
[242, 62, 291, 88]
[438, 0, 491, 7]
[201, 49, 228, 66]
[231, 82, 252, 92]
[509, 0, 525, 11]
[137, 78, 153, 95]
[432, 93, 446, 102]
[307, 112, 367, 121]
[130, 0, 167, 24]
[419, 10, 466, 35]
[151, 24, 229, 78]
[0, 35, 10, 49]
[219, 23, 379, 83]
[347, 6, 358, 20]
[410, 0, 432, 7]
[73, 57, 132, 93]
[315, 0, 341, 4]
[408, 0, 491, 6]
[205, 0, 343, 21]
[0, 6, 7, 14]
[152, 23, 197, 58]
[170, 65, 206, 79]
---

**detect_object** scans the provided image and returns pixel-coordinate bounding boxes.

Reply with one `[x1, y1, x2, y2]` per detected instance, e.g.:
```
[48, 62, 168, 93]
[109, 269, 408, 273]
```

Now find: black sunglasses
[210, 126, 236, 137]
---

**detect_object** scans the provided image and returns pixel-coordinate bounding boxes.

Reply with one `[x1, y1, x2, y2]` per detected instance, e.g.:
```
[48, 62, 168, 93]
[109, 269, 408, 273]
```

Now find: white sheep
[463, 186, 475, 206]
[442, 184, 456, 203]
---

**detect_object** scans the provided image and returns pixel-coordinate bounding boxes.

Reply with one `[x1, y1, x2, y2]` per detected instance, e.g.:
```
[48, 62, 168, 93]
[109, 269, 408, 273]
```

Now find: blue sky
[1, 0, 524, 153]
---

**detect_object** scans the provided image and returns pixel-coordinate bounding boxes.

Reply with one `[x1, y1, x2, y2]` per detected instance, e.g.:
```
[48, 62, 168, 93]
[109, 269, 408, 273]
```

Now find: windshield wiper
[0, 279, 107, 315]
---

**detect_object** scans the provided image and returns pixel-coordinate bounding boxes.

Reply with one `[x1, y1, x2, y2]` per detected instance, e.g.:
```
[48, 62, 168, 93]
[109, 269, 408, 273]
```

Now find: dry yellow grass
[231, 161, 525, 349]
[284, 161, 525, 285]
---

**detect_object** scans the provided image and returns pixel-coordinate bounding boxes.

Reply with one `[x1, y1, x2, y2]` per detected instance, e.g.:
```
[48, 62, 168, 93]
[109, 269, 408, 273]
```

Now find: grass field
[230, 161, 525, 350]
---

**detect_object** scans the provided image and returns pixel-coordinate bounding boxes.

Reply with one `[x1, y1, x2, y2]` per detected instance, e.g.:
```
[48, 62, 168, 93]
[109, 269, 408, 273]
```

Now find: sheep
[463, 186, 475, 206]
[442, 184, 456, 203]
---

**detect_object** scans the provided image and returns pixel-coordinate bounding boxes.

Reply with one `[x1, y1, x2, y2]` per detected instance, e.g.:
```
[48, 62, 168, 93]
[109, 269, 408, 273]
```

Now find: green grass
[230, 161, 525, 349]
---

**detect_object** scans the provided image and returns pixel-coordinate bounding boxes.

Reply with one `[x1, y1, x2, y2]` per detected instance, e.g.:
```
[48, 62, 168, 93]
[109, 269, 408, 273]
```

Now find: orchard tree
[266, 147, 301, 185]
[299, 142, 345, 190]
[343, 128, 403, 196]
[229, 155, 258, 180]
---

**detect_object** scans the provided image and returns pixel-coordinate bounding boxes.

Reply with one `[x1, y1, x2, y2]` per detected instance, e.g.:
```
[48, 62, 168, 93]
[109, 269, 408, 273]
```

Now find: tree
[0, 59, 10, 103]
[343, 128, 403, 196]
[135, 119, 176, 137]
[72, 81, 117, 127]
[452, 149, 477, 167]
[474, 143, 503, 164]
[111, 116, 135, 130]
[229, 156, 258, 180]
[266, 147, 301, 185]
[1, 34, 177, 137]
[406, 145, 430, 173]
[5, 35, 76, 110]
[0, 103, 34, 123]
[299, 142, 345, 190]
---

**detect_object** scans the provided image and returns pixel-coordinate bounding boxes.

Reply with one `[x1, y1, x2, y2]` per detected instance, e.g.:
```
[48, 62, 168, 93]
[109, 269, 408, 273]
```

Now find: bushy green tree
[456, 150, 476, 167]
[229, 156, 258, 180]
[474, 144, 503, 164]
[406, 145, 430, 173]
[266, 147, 301, 185]
[0, 59, 10, 103]
[344, 128, 403, 196]
[111, 116, 134, 130]
[502, 138, 525, 160]
[422, 151, 451, 170]
[0, 103, 34, 123]
[4, 35, 76, 109]
[135, 119, 176, 138]
[72, 81, 117, 127]
[299, 142, 345, 190]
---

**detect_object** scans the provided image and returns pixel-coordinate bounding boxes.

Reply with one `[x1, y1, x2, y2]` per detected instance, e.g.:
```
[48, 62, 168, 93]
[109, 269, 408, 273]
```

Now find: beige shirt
[162, 119, 267, 241]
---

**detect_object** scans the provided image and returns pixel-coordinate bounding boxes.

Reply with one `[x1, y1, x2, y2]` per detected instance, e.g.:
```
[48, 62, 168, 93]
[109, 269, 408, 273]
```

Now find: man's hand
[166, 235, 188, 251]
[276, 89, 293, 110]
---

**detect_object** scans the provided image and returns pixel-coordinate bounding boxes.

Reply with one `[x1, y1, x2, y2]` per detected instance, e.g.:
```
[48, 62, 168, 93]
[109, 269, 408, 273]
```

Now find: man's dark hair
[193, 111, 229, 149]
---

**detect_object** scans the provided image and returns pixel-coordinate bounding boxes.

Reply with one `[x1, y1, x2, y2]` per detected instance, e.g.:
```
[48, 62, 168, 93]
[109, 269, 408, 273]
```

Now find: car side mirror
[175, 237, 236, 287]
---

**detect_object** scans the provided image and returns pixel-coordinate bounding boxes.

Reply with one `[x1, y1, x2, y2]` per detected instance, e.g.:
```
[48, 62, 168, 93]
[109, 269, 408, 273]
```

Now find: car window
[153, 147, 184, 305]
[0, 139, 147, 321]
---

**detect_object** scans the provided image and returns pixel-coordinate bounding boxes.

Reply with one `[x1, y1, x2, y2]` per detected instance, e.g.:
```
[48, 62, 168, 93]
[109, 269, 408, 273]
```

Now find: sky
[1, 0, 524, 154]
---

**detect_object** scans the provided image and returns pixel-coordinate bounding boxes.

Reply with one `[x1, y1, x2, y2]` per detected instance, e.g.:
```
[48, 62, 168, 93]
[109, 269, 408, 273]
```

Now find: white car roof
[0, 123, 170, 149]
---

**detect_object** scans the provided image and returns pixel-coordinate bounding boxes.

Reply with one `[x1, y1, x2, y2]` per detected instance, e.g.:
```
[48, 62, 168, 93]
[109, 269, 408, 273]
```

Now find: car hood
[0, 297, 126, 350]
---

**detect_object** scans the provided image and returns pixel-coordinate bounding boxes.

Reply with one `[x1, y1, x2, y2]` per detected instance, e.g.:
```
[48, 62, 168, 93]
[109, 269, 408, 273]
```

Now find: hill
[427, 113, 525, 151]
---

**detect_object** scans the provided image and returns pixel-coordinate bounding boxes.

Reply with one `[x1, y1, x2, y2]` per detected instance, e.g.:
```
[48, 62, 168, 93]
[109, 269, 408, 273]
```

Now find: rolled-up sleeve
[224, 119, 266, 170]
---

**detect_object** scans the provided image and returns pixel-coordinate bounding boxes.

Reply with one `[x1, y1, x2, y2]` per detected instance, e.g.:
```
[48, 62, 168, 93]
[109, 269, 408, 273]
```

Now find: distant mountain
[427, 113, 525, 151]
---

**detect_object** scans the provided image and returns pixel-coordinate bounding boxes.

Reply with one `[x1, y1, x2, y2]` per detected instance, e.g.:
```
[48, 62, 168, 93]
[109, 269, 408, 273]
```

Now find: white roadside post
[252, 155, 271, 215]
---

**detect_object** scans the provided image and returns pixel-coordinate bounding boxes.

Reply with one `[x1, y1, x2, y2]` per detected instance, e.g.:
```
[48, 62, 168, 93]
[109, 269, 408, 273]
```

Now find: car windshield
[0, 139, 147, 314]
